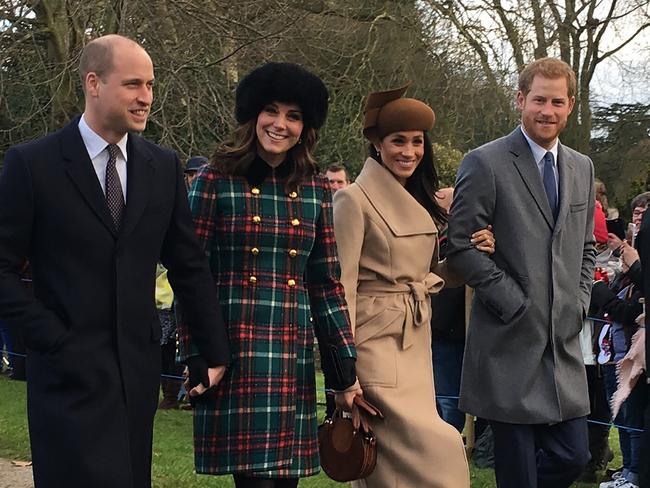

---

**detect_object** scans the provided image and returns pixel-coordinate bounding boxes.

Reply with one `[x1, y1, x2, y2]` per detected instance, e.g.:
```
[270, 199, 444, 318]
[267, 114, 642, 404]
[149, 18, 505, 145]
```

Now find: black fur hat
[235, 62, 329, 130]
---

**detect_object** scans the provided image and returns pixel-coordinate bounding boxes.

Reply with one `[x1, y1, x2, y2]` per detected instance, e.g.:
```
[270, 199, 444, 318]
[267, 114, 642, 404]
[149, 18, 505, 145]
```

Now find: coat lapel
[119, 134, 154, 239]
[509, 128, 554, 230]
[61, 119, 117, 237]
[355, 158, 437, 236]
[552, 144, 575, 237]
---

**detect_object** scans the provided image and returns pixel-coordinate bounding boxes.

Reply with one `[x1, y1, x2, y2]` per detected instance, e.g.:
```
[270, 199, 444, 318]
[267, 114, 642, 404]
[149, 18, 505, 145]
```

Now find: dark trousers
[432, 339, 465, 433]
[490, 417, 589, 488]
[160, 341, 182, 400]
[586, 364, 611, 465]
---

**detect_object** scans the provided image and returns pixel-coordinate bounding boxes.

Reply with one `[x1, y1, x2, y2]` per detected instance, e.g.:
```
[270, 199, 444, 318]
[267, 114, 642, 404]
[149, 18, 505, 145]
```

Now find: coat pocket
[570, 201, 587, 212]
[354, 307, 404, 388]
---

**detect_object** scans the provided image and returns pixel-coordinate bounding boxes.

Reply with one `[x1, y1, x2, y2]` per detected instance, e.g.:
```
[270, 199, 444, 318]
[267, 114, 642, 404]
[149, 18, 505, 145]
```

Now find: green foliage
[433, 142, 464, 187]
[590, 103, 650, 211]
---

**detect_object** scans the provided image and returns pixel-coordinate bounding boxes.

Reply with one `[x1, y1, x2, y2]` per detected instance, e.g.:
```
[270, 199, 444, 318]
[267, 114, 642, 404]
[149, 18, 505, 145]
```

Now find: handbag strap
[354, 396, 384, 418]
[331, 396, 383, 432]
[350, 404, 373, 433]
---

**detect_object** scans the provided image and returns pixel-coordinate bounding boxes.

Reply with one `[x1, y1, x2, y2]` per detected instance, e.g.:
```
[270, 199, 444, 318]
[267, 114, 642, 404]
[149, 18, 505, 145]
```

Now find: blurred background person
[184, 155, 207, 190]
[324, 163, 350, 194]
[156, 264, 182, 410]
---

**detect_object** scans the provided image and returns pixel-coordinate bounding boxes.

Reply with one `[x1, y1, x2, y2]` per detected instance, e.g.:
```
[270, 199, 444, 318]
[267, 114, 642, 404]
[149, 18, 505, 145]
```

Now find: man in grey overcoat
[447, 57, 595, 488]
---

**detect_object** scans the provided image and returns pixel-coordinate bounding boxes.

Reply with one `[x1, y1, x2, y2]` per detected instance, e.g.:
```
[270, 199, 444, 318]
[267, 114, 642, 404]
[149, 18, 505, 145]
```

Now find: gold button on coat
[287, 279, 296, 287]
[291, 218, 300, 226]
[249, 276, 257, 284]
[251, 187, 260, 195]
[288, 249, 298, 258]
[289, 191, 298, 199]
[251, 247, 260, 255]
[252, 216, 261, 224]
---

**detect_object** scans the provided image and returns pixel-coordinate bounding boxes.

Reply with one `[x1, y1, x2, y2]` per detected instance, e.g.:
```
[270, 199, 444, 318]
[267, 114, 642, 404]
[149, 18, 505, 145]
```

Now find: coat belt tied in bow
[357, 272, 444, 350]
[402, 273, 444, 349]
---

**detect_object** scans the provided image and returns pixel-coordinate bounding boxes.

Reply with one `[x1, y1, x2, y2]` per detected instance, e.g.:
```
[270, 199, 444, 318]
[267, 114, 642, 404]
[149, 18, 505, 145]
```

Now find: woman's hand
[334, 386, 363, 412]
[471, 225, 495, 255]
[620, 241, 639, 272]
[607, 233, 624, 252]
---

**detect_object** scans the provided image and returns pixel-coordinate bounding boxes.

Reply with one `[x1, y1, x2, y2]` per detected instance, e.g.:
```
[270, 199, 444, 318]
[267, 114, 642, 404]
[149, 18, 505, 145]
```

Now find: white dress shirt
[78, 115, 128, 200]
[520, 126, 559, 195]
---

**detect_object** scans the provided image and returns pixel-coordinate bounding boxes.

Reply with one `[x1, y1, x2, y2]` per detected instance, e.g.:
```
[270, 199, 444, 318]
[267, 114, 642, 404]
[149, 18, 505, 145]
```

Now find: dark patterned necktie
[543, 151, 558, 219]
[105, 144, 125, 230]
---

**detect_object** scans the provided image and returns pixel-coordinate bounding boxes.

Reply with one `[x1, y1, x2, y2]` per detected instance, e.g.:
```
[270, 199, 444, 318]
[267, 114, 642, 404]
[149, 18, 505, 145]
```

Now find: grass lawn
[0, 375, 620, 487]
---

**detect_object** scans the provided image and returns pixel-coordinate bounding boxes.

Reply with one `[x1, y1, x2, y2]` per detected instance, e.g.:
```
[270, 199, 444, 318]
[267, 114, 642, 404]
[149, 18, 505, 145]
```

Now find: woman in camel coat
[333, 84, 493, 488]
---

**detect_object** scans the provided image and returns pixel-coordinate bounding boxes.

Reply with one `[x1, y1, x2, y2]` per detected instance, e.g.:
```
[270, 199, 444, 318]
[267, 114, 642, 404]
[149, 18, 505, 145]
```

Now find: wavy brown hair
[210, 118, 318, 191]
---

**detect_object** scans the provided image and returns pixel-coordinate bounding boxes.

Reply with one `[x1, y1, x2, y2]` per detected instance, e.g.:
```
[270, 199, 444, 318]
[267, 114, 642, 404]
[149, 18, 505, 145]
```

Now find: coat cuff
[321, 346, 357, 390]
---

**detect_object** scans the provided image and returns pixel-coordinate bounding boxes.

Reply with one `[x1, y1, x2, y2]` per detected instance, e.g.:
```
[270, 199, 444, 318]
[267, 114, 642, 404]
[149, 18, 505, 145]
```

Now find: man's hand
[607, 233, 624, 252]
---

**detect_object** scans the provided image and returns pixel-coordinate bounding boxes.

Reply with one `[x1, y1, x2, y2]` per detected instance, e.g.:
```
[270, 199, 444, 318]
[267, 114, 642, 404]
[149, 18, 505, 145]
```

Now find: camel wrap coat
[333, 158, 470, 488]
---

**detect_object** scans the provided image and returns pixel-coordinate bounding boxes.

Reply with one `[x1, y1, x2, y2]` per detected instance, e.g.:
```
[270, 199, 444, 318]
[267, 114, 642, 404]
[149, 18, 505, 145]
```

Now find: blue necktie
[543, 151, 558, 219]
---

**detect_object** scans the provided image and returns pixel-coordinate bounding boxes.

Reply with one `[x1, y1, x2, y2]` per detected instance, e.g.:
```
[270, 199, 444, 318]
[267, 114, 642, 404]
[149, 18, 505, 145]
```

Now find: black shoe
[596, 446, 614, 470]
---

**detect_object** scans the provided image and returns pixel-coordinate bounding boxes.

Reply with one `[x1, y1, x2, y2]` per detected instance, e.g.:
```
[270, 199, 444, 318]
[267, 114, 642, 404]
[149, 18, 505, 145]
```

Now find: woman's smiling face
[255, 101, 304, 165]
[376, 130, 425, 185]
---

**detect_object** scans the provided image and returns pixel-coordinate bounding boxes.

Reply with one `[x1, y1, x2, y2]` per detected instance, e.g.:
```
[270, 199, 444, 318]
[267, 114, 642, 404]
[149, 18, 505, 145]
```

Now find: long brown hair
[210, 118, 318, 191]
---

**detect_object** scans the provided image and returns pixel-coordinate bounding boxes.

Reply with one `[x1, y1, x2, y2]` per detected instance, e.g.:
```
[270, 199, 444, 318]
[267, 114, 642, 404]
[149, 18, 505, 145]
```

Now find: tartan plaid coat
[178, 156, 356, 477]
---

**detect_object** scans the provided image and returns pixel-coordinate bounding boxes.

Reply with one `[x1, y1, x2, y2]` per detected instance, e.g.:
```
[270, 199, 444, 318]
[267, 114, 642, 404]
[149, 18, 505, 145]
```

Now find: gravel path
[0, 459, 33, 488]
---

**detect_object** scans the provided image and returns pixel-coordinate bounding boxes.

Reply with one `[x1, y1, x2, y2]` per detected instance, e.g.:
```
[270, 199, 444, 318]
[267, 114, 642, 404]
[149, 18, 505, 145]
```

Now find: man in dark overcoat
[0, 35, 229, 487]
[447, 57, 595, 487]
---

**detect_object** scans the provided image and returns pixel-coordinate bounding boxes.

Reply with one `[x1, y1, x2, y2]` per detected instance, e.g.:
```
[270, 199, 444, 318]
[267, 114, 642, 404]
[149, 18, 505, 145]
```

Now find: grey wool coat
[447, 127, 596, 424]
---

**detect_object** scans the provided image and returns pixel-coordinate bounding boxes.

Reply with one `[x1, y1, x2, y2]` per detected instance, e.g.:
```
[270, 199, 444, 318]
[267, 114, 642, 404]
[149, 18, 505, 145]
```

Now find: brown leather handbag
[318, 397, 383, 482]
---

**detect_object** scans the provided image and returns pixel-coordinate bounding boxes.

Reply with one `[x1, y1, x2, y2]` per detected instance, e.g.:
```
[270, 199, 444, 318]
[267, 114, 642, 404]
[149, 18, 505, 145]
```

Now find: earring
[298, 138, 302, 144]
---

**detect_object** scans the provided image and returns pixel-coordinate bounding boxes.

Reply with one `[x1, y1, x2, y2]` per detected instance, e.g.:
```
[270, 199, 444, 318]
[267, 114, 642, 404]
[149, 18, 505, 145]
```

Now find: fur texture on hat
[235, 62, 329, 130]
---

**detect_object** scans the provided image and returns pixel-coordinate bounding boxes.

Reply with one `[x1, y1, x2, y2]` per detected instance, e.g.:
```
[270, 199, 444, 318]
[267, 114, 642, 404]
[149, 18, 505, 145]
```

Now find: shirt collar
[520, 126, 558, 166]
[78, 115, 128, 162]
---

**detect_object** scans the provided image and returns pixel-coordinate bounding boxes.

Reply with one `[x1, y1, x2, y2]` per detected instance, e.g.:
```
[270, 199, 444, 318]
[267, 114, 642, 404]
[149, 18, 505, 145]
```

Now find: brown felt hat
[363, 82, 435, 144]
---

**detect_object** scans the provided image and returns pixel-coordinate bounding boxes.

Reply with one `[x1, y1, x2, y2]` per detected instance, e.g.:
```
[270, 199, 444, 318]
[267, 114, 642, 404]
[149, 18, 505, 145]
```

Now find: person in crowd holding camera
[177, 62, 361, 488]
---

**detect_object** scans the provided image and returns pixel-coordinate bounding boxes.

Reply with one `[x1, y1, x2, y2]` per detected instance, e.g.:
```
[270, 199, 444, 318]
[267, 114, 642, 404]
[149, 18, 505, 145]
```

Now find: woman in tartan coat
[178, 62, 361, 488]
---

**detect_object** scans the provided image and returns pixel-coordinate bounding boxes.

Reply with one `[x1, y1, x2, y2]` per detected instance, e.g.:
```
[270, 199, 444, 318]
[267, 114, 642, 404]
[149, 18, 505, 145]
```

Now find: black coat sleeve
[160, 154, 230, 367]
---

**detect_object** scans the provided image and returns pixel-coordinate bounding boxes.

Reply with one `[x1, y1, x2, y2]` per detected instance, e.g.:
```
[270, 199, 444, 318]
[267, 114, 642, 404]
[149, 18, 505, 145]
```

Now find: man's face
[632, 205, 647, 227]
[87, 43, 154, 142]
[517, 75, 574, 149]
[325, 170, 349, 193]
[184, 171, 198, 190]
